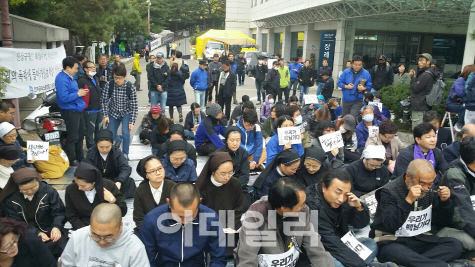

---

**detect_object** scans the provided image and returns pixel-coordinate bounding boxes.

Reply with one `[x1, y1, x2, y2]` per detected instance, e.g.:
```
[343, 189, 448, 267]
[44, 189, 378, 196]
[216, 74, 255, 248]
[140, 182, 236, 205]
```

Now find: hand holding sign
[303, 95, 319, 105]
[318, 132, 344, 152]
[278, 127, 302, 146]
[27, 141, 49, 161]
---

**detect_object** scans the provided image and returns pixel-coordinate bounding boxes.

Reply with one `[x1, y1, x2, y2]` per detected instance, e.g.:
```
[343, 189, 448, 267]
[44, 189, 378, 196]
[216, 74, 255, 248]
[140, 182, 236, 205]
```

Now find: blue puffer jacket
[55, 71, 86, 112]
[190, 68, 208, 91]
[337, 68, 372, 102]
[355, 119, 381, 150]
[289, 62, 302, 80]
[447, 77, 465, 105]
[161, 155, 197, 182]
[236, 118, 263, 162]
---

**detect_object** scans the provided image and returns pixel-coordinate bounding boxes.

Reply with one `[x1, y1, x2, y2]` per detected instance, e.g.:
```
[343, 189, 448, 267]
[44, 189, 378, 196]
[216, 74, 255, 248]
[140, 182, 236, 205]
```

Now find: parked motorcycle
[23, 90, 66, 147]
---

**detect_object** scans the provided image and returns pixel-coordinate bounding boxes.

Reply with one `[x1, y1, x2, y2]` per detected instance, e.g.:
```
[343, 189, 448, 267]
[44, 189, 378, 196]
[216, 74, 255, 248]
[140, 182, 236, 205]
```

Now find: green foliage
[379, 79, 456, 131]
[0, 68, 11, 98]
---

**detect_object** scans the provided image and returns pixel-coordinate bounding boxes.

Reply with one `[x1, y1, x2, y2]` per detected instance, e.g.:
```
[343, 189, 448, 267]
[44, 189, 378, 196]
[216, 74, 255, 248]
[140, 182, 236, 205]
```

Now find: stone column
[282, 26, 291, 61]
[462, 0, 475, 67]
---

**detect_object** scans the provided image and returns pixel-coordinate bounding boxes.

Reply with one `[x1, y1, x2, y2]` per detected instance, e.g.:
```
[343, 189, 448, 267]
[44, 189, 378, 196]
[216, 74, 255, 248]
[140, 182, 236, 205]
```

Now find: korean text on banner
[0, 46, 66, 99]
[395, 205, 432, 237]
[368, 102, 383, 112]
[304, 95, 319, 104]
[341, 232, 373, 260]
[318, 131, 344, 152]
[27, 141, 49, 161]
[258, 246, 300, 267]
[278, 127, 302, 146]
[368, 126, 379, 137]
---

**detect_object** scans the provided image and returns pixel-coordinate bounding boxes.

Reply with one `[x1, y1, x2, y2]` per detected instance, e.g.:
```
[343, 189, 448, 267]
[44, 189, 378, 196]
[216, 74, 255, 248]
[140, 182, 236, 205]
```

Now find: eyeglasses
[86, 65, 96, 69]
[365, 161, 382, 169]
[216, 172, 234, 179]
[3, 132, 17, 139]
[304, 164, 321, 171]
[0, 234, 19, 254]
[146, 166, 163, 175]
[113, 76, 125, 81]
[19, 184, 39, 194]
[170, 157, 186, 163]
[89, 229, 119, 243]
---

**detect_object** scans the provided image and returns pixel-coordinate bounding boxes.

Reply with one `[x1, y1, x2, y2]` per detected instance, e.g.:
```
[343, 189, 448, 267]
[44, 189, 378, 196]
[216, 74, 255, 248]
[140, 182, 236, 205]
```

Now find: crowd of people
[0, 50, 473, 267]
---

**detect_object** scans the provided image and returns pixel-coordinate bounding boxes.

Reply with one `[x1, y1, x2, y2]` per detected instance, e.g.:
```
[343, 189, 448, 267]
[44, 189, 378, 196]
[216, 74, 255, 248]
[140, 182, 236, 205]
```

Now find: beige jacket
[364, 134, 406, 160]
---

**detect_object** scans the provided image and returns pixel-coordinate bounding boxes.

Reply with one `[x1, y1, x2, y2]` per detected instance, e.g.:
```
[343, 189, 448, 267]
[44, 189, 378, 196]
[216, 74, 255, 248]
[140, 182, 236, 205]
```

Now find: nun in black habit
[295, 146, 330, 187]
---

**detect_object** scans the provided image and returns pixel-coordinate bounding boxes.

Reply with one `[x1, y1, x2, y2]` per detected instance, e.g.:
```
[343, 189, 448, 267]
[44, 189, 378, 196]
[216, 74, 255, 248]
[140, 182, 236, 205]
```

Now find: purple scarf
[413, 144, 436, 168]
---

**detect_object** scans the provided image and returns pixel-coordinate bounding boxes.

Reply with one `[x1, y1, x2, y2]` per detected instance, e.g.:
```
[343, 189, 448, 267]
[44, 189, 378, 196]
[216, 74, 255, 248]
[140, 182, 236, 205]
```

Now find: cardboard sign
[361, 191, 378, 217]
[368, 102, 383, 111]
[278, 127, 302, 146]
[318, 131, 344, 152]
[258, 246, 300, 267]
[27, 141, 49, 161]
[341, 232, 373, 260]
[395, 205, 432, 237]
[304, 95, 319, 104]
[368, 126, 379, 137]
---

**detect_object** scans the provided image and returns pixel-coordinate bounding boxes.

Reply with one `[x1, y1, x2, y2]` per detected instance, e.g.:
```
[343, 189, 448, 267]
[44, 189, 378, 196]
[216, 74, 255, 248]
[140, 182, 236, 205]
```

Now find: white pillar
[462, 0, 475, 67]
[256, 27, 263, 50]
[302, 23, 320, 61]
[282, 26, 291, 61]
[333, 20, 346, 82]
[266, 28, 275, 55]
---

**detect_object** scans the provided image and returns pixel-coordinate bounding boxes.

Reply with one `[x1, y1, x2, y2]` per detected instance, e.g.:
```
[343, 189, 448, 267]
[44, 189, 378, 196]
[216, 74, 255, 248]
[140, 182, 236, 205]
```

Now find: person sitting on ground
[0, 122, 33, 170]
[346, 145, 391, 197]
[254, 148, 300, 198]
[228, 95, 251, 126]
[295, 146, 329, 187]
[364, 119, 406, 170]
[161, 140, 197, 183]
[84, 129, 136, 198]
[312, 120, 345, 169]
[0, 168, 67, 259]
[370, 159, 464, 267]
[288, 95, 298, 106]
[393, 122, 448, 180]
[184, 102, 206, 140]
[306, 169, 384, 267]
[155, 124, 197, 166]
[363, 92, 387, 122]
[356, 105, 381, 151]
[217, 126, 250, 189]
[61, 203, 150, 267]
[423, 110, 453, 150]
[133, 155, 175, 234]
[196, 152, 243, 254]
[140, 105, 163, 145]
[260, 94, 274, 123]
[373, 92, 391, 120]
[327, 98, 342, 121]
[139, 183, 227, 267]
[65, 162, 127, 230]
[0, 217, 56, 267]
[320, 70, 335, 102]
[305, 105, 332, 138]
[261, 103, 286, 142]
[442, 136, 475, 259]
[336, 114, 360, 163]
[0, 145, 19, 194]
[194, 103, 226, 156]
[150, 116, 174, 155]
[234, 177, 334, 266]
[266, 115, 304, 163]
[286, 104, 312, 148]
[443, 123, 475, 164]
[0, 101, 27, 147]
[236, 109, 265, 172]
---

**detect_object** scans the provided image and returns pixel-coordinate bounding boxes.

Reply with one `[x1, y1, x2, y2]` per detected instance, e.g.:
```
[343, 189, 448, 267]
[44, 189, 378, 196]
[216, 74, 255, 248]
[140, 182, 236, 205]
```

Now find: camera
[400, 99, 411, 122]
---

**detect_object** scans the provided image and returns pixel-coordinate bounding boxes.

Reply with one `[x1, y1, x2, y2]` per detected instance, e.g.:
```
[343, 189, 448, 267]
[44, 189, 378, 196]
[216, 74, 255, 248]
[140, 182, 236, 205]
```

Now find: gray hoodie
[61, 224, 150, 267]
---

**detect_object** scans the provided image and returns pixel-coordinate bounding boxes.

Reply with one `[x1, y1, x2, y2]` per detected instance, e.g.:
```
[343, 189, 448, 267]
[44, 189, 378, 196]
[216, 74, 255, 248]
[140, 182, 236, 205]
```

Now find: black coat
[166, 71, 187, 106]
[65, 179, 127, 230]
[320, 77, 335, 101]
[392, 144, 448, 180]
[298, 66, 313, 86]
[295, 162, 329, 187]
[252, 64, 268, 82]
[14, 231, 56, 267]
[2, 181, 66, 235]
[265, 69, 280, 93]
[306, 184, 370, 267]
[442, 141, 460, 165]
[184, 110, 206, 131]
[410, 67, 439, 111]
[217, 71, 237, 98]
[147, 62, 170, 91]
[77, 75, 101, 111]
[436, 127, 453, 150]
[346, 159, 391, 197]
[216, 145, 250, 189]
[155, 139, 198, 166]
[236, 56, 247, 71]
[133, 178, 176, 232]
[370, 65, 394, 90]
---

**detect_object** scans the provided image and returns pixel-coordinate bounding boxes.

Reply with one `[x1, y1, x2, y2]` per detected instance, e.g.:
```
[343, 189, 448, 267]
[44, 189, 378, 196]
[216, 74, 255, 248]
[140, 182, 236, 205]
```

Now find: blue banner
[318, 31, 336, 68]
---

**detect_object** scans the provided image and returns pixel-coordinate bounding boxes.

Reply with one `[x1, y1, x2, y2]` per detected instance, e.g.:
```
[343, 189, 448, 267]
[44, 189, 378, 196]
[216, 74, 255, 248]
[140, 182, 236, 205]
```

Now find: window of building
[432, 35, 465, 65]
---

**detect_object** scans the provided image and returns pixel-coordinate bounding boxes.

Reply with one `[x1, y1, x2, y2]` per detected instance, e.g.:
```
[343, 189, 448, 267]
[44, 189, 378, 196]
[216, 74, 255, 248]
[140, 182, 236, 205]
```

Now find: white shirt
[149, 181, 164, 205]
[85, 188, 97, 204]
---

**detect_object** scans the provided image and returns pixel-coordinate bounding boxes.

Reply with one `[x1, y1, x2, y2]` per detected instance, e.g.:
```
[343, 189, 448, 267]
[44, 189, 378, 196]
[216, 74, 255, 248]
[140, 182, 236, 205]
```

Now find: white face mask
[274, 67, 279, 70]
[339, 125, 347, 133]
[268, 99, 274, 104]
[88, 71, 97, 76]
[258, 60, 264, 65]
[295, 115, 302, 125]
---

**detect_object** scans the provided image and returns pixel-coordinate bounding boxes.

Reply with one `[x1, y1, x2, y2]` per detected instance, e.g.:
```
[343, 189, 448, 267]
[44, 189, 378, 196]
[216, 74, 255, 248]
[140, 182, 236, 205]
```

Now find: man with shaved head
[139, 183, 227, 267]
[443, 123, 475, 164]
[61, 203, 150, 267]
[370, 159, 463, 266]
[443, 136, 475, 256]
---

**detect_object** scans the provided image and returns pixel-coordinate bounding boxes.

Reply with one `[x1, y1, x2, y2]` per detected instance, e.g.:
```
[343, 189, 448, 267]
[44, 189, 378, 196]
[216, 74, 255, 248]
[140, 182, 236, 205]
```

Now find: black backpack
[180, 59, 190, 80]
[108, 80, 133, 99]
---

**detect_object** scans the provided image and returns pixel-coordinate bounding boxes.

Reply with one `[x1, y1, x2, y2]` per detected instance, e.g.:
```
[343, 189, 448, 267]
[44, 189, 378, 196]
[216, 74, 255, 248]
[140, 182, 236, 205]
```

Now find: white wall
[250, 0, 340, 21]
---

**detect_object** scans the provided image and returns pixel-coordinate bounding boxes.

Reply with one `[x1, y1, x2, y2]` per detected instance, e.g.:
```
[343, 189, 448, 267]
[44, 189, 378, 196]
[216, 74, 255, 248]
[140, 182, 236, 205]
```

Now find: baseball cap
[378, 55, 387, 61]
[213, 54, 219, 57]
[199, 60, 208, 65]
[156, 52, 164, 58]
[416, 53, 433, 62]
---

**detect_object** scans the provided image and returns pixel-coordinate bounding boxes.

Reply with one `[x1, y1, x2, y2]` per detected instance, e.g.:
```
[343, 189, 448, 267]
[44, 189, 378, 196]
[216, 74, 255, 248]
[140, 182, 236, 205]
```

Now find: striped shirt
[101, 80, 138, 124]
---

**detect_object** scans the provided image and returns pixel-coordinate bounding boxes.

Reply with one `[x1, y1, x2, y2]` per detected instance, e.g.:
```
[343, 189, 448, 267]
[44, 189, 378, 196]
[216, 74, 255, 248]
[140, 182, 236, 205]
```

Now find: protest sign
[318, 131, 344, 152]
[278, 127, 302, 146]
[368, 126, 379, 137]
[258, 246, 299, 267]
[341, 231, 373, 260]
[0, 46, 66, 98]
[304, 95, 319, 104]
[360, 191, 378, 217]
[395, 205, 432, 237]
[368, 102, 383, 111]
[27, 141, 49, 161]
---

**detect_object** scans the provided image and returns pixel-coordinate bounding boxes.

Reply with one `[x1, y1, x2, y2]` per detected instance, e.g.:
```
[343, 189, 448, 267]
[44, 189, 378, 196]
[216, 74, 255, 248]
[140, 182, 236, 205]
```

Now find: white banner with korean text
[0, 46, 66, 99]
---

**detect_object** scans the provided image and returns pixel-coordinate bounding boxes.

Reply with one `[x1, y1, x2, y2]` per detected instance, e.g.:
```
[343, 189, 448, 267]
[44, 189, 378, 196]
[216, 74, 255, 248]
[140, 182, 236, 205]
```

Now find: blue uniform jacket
[337, 68, 372, 102]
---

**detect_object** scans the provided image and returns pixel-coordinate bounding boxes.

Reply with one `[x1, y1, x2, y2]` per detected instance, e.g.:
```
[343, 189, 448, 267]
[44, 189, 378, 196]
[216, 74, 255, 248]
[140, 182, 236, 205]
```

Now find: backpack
[463, 73, 475, 111]
[180, 59, 190, 80]
[424, 71, 445, 106]
[108, 80, 133, 99]
[372, 65, 390, 74]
